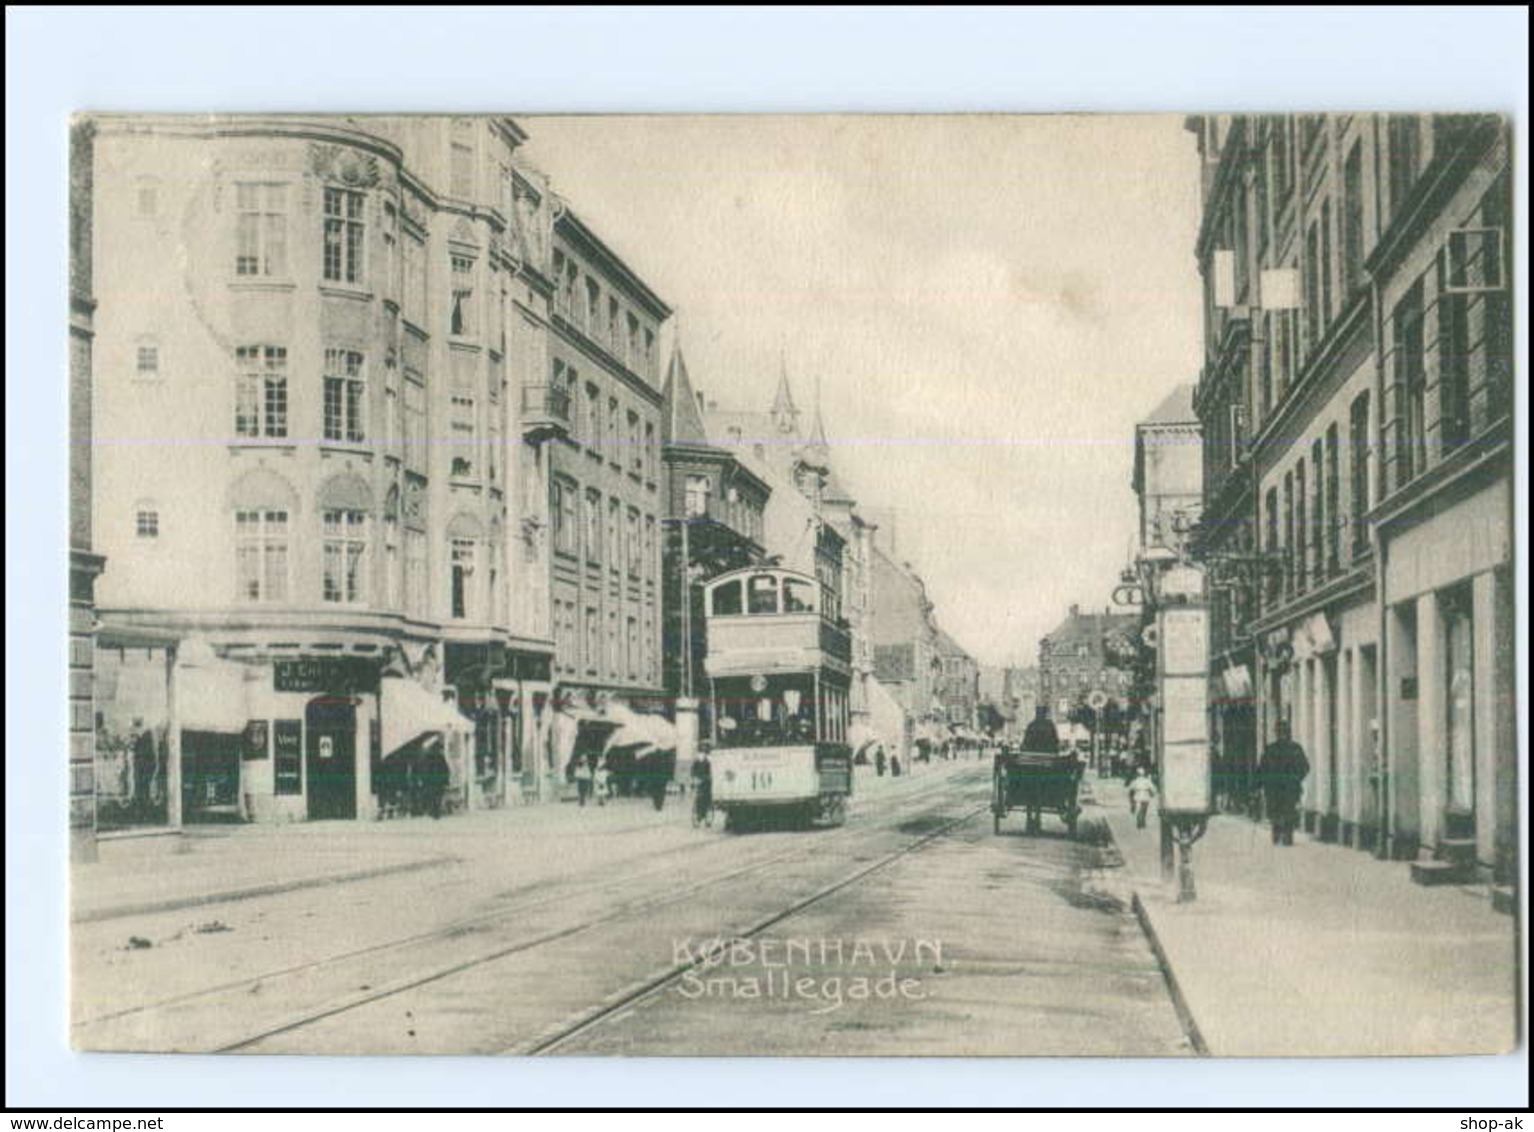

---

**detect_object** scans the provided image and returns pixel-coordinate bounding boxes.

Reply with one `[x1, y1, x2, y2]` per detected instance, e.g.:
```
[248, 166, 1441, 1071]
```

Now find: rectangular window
[553, 479, 577, 557]
[1325, 424, 1341, 575]
[606, 498, 621, 574]
[450, 142, 474, 199]
[1394, 282, 1427, 486]
[1295, 460, 1308, 594]
[644, 421, 656, 480]
[404, 528, 427, 618]
[323, 349, 366, 443]
[136, 343, 160, 378]
[235, 509, 289, 603]
[585, 607, 600, 675]
[235, 182, 288, 277]
[235, 345, 288, 438]
[1305, 220, 1322, 355]
[450, 394, 476, 479]
[1265, 488, 1280, 605]
[586, 382, 603, 456]
[643, 328, 655, 378]
[608, 296, 621, 349]
[1282, 473, 1295, 598]
[1388, 116, 1420, 217]
[585, 488, 602, 564]
[626, 506, 641, 576]
[321, 509, 368, 605]
[685, 473, 711, 518]
[451, 255, 474, 336]
[1342, 142, 1365, 298]
[382, 202, 398, 298]
[584, 277, 600, 333]
[404, 375, 425, 470]
[607, 397, 621, 464]
[1319, 198, 1333, 327]
[626, 616, 639, 681]
[626, 313, 640, 371]
[1349, 392, 1370, 557]
[322, 187, 365, 285]
[1310, 439, 1325, 586]
[643, 515, 655, 581]
[135, 509, 159, 538]
[404, 231, 426, 325]
[450, 538, 476, 620]
[1437, 269, 1472, 454]
[627, 410, 642, 473]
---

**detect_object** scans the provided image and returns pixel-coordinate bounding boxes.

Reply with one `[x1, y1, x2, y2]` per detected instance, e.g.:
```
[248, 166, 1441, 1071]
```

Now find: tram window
[711, 579, 742, 616]
[747, 574, 780, 615]
[782, 577, 815, 613]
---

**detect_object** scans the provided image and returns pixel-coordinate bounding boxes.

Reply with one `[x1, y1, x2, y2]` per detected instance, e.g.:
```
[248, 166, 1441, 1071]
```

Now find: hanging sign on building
[273, 656, 379, 695]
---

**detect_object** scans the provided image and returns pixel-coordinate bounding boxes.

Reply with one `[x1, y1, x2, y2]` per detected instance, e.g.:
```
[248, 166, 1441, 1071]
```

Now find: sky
[522, 115, 1205, 668]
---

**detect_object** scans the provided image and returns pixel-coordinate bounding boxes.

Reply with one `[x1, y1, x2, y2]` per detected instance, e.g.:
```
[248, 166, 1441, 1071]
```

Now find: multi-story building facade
[870, 544, 944, 759]
[545, 208, 671, 745]
[89, 114, 561, 824]
[1186, 113, 1513, 894]
[933, 629, 980, 733]
[1132, 384, 1203, 557]
[70, 118, 105, 860]
[659, 346, 771, 726]
[1038, 606, 1138, 723]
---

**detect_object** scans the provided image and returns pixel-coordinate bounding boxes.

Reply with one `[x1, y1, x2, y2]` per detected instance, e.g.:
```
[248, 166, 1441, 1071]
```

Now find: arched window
[228, 468, 298, 604]
[317, 474, 373, 606]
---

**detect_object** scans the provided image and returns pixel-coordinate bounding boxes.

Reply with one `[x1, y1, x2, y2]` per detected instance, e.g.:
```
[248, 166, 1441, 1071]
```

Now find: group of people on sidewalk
[1122, 719, 1311, 845]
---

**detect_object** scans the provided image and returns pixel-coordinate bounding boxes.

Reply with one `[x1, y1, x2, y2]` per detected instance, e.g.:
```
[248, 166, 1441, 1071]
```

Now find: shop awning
[382, 678, 472, 757]
[177, 659, 251, 733]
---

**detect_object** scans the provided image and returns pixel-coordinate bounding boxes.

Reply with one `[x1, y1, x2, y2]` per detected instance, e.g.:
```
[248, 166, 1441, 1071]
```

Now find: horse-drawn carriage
[992, 747, 1083, 837]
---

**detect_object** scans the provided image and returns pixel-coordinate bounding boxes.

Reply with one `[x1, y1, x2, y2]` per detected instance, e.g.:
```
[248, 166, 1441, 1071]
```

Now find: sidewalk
[1091, 778, 1519, 1057]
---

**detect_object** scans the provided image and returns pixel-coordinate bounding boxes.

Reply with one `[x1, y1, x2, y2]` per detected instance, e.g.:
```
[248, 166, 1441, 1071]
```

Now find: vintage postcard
[68, 112, 1518, 1059]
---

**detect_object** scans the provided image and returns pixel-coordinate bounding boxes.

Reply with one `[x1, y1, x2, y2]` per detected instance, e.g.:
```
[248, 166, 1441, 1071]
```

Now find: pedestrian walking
[594, 758, 611, 806]
[690, 746, 713, 827]
[1128, 766, 1157, 830]
[573, 754, 594, 808]
[1258, 720, 1310, 846]
[418, 738, 450, 820]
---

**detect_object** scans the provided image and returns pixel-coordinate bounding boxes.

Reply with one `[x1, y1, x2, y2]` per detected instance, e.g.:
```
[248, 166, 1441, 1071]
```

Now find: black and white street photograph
[9, 5, 1529, 1114]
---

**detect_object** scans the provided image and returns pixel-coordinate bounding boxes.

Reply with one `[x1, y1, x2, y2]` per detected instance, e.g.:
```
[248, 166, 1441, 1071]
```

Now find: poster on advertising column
[1158, 607, 1210, 814]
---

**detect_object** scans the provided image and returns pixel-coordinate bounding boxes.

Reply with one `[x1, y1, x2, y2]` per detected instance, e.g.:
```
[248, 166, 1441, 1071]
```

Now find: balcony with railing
[521, 382, 571, 443]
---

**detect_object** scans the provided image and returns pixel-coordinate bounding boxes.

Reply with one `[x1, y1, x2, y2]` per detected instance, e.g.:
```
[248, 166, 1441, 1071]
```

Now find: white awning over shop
[176, 659, 251, 733]
[382, 677, 472, 757]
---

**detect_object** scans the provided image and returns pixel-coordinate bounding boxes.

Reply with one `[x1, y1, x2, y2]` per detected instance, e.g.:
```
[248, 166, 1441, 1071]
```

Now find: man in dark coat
[1258, 720, 1310, 846]
[1020, 707, 1060, 755]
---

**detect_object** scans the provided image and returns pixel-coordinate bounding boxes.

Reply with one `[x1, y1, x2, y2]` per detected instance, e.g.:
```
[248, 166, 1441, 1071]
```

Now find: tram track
[76, 766, 988, 1053]
[514, 798, 990, 1055]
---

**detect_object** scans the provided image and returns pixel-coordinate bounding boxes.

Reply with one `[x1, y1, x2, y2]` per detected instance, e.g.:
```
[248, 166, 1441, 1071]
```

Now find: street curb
[72, 854, 460, 924]
[1100, 818, 1210, 1057]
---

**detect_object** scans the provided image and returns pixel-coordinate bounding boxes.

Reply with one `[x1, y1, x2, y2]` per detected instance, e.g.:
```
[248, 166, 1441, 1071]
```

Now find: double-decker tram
[702, 567, 853, 830]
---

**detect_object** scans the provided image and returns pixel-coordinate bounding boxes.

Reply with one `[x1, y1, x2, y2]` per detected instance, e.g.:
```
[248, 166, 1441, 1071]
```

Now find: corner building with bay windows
[89, 115, 564, 826]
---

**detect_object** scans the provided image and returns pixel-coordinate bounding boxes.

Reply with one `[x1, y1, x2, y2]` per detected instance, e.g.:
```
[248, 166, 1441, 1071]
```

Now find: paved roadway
[72, 763, 1191, 1056]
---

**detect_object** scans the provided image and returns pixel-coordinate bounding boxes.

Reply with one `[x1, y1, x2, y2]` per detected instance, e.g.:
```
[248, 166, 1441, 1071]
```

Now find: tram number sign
[749, 770, 775, 791]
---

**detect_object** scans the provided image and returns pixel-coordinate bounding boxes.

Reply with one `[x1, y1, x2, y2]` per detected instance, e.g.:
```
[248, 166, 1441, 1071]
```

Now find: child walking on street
[1128, 767, 1157, 830]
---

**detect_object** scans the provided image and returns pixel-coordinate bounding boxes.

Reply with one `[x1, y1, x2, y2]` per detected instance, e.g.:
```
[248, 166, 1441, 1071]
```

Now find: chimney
[696, 391, 706, 412]
[1069, 603, 1080, 618]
